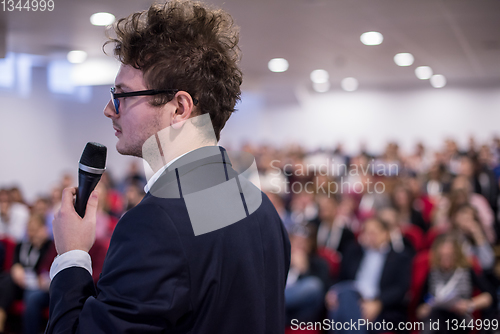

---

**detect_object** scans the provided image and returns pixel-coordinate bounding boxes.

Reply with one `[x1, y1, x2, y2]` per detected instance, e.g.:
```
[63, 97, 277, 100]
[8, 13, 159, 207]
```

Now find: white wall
[1, 65, 499, 201]
[221, 85, 500, 155]
[0, 67, 137, 202]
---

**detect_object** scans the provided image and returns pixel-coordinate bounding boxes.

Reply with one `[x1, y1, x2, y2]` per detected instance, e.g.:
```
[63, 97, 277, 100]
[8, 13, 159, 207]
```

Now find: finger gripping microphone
[75, 142, 107, 217]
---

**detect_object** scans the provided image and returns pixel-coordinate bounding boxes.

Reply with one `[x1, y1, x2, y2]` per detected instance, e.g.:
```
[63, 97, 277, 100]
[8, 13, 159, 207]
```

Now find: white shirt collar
[144, 151, 191, 193]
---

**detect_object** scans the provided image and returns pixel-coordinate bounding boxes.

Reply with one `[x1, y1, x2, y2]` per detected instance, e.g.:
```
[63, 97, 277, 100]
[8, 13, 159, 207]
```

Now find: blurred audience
[254, 137, 499, 331]
[0, 214, 56, 334]
[2, 137, 500, 333]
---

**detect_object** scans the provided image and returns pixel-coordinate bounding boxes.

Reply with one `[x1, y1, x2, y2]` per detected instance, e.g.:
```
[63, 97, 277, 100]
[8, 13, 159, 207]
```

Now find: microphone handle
[75, 169, 102, 217]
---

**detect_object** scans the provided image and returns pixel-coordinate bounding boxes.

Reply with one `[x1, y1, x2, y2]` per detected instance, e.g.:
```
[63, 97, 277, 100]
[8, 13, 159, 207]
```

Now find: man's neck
[148, 142, 217, 174]
[143, 143, 218, 194]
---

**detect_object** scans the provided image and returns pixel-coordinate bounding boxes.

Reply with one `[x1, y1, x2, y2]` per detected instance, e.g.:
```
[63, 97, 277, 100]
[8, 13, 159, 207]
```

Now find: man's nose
[104, 99, 118, 119]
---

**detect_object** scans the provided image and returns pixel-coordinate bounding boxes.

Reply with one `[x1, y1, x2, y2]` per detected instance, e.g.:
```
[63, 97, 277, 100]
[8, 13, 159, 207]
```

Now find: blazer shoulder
[114, 199, 182, 240]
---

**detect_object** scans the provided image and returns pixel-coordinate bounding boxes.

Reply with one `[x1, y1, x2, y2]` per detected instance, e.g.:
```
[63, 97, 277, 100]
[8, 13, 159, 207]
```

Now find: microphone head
[79, 142, 107, 169]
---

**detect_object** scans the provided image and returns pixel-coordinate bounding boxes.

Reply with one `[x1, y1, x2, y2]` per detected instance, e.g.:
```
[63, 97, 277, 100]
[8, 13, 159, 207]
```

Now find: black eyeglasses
[110, 87, 198, 114]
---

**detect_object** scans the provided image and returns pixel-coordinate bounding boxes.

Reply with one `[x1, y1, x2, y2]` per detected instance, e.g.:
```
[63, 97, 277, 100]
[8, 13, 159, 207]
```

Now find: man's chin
[116, 143, 141, 158]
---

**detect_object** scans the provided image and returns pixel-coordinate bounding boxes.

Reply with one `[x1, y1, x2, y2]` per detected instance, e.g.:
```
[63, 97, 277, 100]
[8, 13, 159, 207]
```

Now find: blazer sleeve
[338, 242, 361, 282]
[470, 268, 493, 294]
[47, 203, 191, 334]
[378, 251, 412, 309]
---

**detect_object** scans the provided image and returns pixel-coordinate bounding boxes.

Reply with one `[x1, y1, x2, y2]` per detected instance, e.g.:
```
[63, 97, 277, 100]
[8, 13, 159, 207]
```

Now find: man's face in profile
[104, 64, 169, 158]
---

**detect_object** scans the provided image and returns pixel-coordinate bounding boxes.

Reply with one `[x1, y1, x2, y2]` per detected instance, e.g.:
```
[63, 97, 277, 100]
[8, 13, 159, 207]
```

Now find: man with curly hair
[47, 1, 291, 333]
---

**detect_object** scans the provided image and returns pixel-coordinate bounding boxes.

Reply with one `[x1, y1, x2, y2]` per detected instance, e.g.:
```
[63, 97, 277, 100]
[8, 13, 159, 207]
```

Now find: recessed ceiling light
[394, 53, 414, 67]
[430, 74, 446, 88]
[67, 50, 87, 64]
[90, 12, 115, 26]
[341, 77, 359, 92]
[268, 58, 289, 73]
[360, 31, 383, 46]
[310, 69, 329, 83]
[415, 66, 433, 80]
[313, 82, 330, 93]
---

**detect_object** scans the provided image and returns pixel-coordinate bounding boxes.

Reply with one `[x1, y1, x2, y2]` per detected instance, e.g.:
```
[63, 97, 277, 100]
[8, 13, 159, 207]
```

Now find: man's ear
[171, 91, 196, 130]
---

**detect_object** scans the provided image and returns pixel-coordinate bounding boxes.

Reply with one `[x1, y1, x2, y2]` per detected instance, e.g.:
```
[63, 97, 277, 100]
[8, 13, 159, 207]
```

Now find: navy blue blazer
[47, 146, 291, 333]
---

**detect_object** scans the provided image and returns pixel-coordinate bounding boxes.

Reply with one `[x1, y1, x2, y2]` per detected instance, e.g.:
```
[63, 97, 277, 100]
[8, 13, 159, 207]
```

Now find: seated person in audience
[94, 183, 113, 242]
[316, 194, 355, 256]
[286, 224, 330, 323]
[290, 190, 320, 227]
[337, 195, 362, 234]
[44, 186, 64, 239]
[391, 185, 428, 232]
[99, 172, 125, 220]
[8, 187, 28, 207]
[124, 181, 146, 212]
[0, 188, 30, 242]
[325, 217, 412, 334]
[424, 162, 451, 200]
[31, 197, 51, 229]
[378, 206, 416, 257]
[119, 161, 147, 193]
[435, 176, 495, 243]
[459, 154, 498, 220]
[416, 234, 492, 334]
[451, 204, 495, 271]
[0, 214, 56, 334]
[266, 191, 294, 232]
[405, 172, 435, 225]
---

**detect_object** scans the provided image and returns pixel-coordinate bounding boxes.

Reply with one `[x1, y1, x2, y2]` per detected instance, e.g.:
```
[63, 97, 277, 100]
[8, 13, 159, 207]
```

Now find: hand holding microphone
[53, 142, 107, 255]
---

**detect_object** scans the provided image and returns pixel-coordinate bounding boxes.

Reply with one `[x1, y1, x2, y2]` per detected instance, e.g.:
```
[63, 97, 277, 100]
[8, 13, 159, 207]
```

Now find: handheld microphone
[75, 142, 107, 217]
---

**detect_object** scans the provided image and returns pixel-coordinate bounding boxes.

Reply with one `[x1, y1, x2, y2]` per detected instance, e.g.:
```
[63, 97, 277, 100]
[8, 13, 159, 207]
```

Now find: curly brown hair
[105, 0, 242, 141]
[430, 234, 470, 270]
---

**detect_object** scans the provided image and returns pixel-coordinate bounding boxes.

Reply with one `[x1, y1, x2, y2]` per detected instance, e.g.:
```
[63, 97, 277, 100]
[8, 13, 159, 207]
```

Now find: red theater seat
[402, 225, 425, 252]
[1, 237, 17, 271]
[9, 300, 50, 318]
[317, 247, 341, 279]
[408, 250, 430, 324]
[89, 238, 110, 283]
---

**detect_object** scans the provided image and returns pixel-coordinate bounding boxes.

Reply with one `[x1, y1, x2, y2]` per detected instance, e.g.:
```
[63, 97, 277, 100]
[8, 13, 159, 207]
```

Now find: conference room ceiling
[1, 0, 500, 91]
